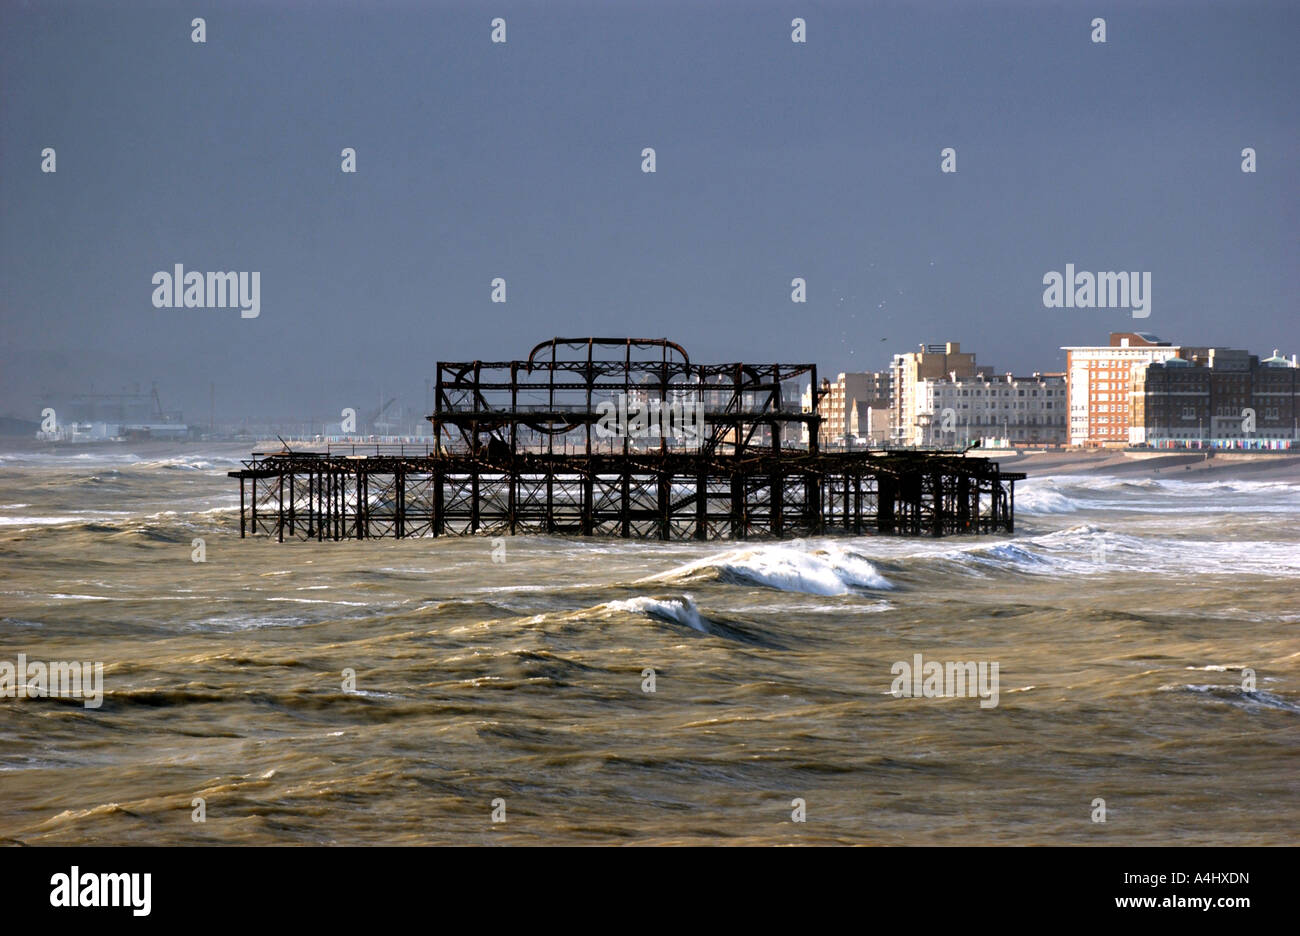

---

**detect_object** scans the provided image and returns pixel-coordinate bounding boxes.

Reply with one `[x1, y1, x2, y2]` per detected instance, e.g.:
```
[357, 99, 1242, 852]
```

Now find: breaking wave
[639, 542, 893, 596]
[1160, 683, 1300, 714]
[605, 595, 708, 632]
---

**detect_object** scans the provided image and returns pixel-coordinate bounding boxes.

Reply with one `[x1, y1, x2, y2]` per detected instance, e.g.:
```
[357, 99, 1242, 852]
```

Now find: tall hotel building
[1061, 332, 1183, 447]
[889, 342, 985, 444]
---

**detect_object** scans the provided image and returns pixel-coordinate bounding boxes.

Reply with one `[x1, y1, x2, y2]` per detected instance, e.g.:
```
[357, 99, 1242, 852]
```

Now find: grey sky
[2, 0, 1296, 425]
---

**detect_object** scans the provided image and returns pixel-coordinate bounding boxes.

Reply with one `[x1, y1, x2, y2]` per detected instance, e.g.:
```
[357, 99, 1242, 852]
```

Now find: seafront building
[801, 371, 891, 447]
[889, 342, 988, 444]
[848, 399, 891, 446]
[802, 332, 1297, 452]
[1061, 332, 1183, 447]
[1131, 348, 1299, 447]
[912, 372, 1067, 447]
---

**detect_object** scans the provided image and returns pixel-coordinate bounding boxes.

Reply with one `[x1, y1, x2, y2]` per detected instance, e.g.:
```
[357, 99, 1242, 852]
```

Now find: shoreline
[1000, 449, 1300, 482]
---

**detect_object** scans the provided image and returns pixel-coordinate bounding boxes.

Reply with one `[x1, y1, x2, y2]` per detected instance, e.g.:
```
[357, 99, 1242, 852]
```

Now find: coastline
[998, 449, 1300, 482]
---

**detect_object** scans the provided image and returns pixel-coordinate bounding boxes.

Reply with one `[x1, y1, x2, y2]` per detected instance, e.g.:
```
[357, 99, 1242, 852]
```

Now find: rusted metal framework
[230, 338, 1023, 541]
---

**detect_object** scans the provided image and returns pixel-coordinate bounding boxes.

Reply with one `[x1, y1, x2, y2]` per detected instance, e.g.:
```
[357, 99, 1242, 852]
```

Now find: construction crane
[367, 396, 398, 433]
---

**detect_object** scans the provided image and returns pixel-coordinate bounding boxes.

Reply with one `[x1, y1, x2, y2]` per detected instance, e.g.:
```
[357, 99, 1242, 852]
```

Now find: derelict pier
[229, 338, 1023, 541]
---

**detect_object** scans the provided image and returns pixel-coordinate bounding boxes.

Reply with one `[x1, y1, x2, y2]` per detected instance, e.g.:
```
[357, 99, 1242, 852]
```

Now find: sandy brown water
[1, 442, 1296, 844]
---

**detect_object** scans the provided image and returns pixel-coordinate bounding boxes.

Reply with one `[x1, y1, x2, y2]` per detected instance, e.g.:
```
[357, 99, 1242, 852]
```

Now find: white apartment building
[889, 342, 984, 444]
[910, 372, 1067, 447]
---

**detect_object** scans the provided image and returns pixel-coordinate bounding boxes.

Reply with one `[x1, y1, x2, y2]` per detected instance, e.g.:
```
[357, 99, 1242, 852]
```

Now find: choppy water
[1, 442, 1296, 844]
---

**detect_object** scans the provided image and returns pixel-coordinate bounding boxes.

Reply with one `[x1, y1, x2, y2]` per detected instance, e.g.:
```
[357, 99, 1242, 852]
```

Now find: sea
[1, 442, 1296, 844]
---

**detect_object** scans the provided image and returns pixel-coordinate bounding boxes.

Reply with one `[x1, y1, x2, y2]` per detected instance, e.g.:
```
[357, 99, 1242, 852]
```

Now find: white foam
[134, 457, 224, 471]
[641, 541, 892, 595]
[0, 511, 133, 527]
[193, 614, 312, 631]
[1016, 474, 1300, 515]
[1160, 683, 1300, 714]
[1012, 485, 1079, 514]
[606, 595, 708, 632]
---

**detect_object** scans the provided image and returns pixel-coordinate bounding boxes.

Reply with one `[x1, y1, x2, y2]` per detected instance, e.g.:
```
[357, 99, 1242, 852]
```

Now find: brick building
[1061, 332, 1183, 447]
[1132, 349, 1299, 446]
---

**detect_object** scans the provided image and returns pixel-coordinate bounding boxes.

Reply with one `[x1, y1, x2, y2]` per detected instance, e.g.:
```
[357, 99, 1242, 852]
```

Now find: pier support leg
[546, 465, 555, 534]
[658, 471, 671, 541]
[771, 470, 784, 538]
[397, 468, 405, 539]
[471, 466, 480, 534]
[620, 469, 630, 538]
[957, 474, 970, 532]
[583, 470, 594, 536]
[877, 475, 895, 534]
[508, 469, 517, 536]
[695, 469, 707, 540]
[730, 471, 745, 539]
[433, 465, 443, 536]
[356, 472, 366, 540]
[931, 471, 944, 537]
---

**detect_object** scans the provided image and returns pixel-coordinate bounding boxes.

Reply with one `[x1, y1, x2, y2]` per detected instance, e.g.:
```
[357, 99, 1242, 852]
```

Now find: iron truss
[230, 339, 1024, 541]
